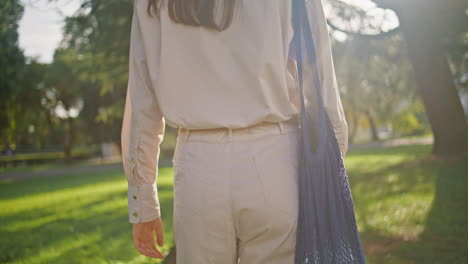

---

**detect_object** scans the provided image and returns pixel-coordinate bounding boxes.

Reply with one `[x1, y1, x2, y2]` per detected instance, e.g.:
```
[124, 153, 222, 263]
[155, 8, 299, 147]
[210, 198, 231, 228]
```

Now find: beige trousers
[172, 116, 300, 264]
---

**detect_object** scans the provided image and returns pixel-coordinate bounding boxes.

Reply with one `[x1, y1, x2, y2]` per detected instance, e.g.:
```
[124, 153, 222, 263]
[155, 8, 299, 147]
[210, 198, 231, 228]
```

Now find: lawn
[0, 144, 467, 263]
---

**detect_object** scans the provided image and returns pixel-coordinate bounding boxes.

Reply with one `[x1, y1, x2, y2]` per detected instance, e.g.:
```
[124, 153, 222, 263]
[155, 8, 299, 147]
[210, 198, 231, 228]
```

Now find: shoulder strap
[292, 0, 329, 158]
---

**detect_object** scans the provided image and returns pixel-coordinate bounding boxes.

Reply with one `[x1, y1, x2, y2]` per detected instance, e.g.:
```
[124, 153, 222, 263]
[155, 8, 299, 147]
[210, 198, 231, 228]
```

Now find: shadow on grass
[2, 145, 467, 263]
[0, 166, 175, 264]
[397, 156, 468, 263]
[348, 145, 468, 263]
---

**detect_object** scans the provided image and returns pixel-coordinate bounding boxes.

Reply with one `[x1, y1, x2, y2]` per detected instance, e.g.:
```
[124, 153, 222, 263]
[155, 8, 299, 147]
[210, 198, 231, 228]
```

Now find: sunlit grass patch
[348, 144, 468, 263]
[0, 166, 174, 264]
[1, 144, 467, 263]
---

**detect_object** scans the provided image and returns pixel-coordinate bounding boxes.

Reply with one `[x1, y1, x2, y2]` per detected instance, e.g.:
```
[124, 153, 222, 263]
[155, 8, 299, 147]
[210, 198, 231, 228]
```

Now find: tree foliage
[59, 0, 133, 144]
[0, 0, 25, 145]
[328, 0, 468, 155]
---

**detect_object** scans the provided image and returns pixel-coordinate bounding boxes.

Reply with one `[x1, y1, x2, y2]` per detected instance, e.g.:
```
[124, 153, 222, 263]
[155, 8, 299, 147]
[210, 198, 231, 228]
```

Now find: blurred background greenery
[0, 0, 467, 263]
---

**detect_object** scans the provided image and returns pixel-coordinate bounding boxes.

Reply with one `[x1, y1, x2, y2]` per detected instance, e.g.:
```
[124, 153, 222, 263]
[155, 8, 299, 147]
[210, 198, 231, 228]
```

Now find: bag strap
[292, 0, 329, 159]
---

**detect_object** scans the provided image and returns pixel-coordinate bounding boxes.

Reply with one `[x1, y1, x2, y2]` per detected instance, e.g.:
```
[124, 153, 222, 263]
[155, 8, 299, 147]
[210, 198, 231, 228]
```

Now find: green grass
[0, 146, 100, 173]
[347, 145, 468, 263]
[0, 165, 175, 264]
[0, 159, 100, 174]
[0, 143, 467, 263]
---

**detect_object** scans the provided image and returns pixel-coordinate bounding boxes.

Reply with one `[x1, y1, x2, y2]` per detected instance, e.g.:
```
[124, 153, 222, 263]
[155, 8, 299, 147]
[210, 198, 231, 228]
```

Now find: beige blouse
[121, 0, 348, 223]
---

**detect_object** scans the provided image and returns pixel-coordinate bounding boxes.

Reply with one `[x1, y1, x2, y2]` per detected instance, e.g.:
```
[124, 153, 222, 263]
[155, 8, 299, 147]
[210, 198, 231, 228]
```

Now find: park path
[0, 162, 124, 182]
[349, 135, 433, 150]
[0, 136, 433, 181]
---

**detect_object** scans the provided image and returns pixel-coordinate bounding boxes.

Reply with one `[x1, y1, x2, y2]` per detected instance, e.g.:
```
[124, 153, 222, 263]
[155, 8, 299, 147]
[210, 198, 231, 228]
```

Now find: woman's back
[122, 0, 349, 231]
[133, 0, 300, 129]
[123, 1, 354, 261]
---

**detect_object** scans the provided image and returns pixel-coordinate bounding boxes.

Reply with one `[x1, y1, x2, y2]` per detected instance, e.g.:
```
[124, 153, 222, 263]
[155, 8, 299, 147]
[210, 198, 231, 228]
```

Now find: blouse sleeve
[121, 2, 165, 224]
[305, 0, 349, 157]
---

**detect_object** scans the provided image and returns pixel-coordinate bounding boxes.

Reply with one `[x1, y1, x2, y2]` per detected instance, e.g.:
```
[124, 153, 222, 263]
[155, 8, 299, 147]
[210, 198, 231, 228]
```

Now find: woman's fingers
[146, 240, 165, 258]
[135, 232, 164, 258]
[136, 239, 161, 258]
[133, 218, 165, 259]
[136, 240, 155, 258]
[155, 218, 164, 247]
[142, 240, 162, 258]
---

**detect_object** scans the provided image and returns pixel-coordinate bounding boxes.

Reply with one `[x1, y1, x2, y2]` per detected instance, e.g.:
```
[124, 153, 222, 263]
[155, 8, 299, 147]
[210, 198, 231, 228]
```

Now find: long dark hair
[147, 0, 238, 31]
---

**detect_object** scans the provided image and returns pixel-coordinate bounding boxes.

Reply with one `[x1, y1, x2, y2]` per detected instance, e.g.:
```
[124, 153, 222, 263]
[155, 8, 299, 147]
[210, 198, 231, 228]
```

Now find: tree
[46, 48, 84, 160]
[39, 0, 132, 153]
[0, 0, 25, 149]
[334, 34, 423, 141]
[60, 0, 132, 146]
[12, 59, 52, 149]
[327, 0, 468, 156]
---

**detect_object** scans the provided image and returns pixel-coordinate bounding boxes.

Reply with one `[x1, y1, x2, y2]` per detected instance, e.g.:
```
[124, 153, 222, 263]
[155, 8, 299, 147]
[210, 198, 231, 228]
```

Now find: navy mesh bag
[292, 0, 367, 263]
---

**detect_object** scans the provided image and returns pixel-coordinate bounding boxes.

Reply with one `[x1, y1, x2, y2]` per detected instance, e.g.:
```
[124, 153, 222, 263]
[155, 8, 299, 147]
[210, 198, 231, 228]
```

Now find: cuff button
[132, 194, 137, 200]
[133, 212, 139, 217]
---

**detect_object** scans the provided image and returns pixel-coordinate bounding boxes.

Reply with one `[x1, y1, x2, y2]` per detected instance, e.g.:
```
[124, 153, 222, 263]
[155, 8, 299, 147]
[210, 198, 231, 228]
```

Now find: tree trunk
[349, 111, 359, 144]
[64, 117, 75, 162]
[398, 10, 468, 156]
[365, 110, 379, 141]
[46, 110, 56, 146]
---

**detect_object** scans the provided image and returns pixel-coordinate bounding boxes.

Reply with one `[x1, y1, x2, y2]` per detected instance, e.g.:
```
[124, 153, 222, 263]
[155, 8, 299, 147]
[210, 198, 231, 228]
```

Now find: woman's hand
[132, 217, 165, 259]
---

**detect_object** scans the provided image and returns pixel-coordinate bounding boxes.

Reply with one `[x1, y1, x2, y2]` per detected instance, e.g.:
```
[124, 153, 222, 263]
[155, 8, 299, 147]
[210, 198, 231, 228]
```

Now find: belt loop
[184, 128, 190, 141]
[278, 121, 285, 134]
[228, 127, 233, 141]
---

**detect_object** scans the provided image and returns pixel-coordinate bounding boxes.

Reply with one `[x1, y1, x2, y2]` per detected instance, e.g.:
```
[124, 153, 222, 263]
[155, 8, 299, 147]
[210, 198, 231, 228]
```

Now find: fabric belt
[177, 115, 300, 142]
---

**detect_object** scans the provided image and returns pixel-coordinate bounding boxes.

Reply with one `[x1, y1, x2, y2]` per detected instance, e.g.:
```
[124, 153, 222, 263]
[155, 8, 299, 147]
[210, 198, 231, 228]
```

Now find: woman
[121, 0, 349, 262]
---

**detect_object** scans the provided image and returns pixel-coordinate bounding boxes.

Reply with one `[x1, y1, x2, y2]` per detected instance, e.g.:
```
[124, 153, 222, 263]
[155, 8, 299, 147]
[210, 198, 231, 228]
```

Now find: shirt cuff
[128, 182, 161, 223]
